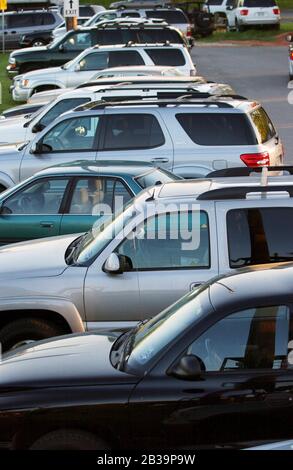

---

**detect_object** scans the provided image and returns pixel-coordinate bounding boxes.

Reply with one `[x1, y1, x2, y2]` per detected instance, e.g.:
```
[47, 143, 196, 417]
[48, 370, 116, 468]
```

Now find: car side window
[7, 14, 34, 28]
[188, 306, 292, 372]
[41, 116, 100, 152]
[227, 208, 293, 268]
[102, 114, 165, 150]
[63, 32, 92, 51]
[68, 177, 132, 215]
[108, 51, 145, 67]
[79, 52, 109, 71]
[116, 211, 210, 270]
[145, 48, 186, 66]
[2, 179, 69, 215]
[38, 98, 91, 129]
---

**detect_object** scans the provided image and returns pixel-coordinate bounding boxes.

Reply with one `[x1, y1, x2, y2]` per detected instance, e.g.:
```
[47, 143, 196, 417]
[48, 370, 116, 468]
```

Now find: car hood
[11, 46, 48, 57]
[0, 332, 137, 390]
[0, 233, 79, 280]
[0, 142, 23, 154]
[23, 66, 63, 79]
[0, 117, 26, 143]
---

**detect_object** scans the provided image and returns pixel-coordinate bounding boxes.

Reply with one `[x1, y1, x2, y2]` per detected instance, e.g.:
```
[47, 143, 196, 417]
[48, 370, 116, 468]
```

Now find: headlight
[21, 79, 30, 88]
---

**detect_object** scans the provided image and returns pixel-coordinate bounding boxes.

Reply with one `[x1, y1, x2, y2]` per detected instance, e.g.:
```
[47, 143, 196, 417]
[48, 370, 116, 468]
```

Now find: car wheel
[0, 317, 65, 351]
[30, 429, 109, 450]
[31, 39, 46, 47]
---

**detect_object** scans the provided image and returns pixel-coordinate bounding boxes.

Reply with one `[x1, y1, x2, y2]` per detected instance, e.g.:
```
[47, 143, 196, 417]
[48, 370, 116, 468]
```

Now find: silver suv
[1, 170, 293, 349]
[0, 96, 282, 191]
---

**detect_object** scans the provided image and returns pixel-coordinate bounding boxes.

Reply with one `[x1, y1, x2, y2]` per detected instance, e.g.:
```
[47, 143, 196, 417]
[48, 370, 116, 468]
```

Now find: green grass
[0, 53, 14, 113]
[278, 0, 293, 9]
[199, 21, 293, 42]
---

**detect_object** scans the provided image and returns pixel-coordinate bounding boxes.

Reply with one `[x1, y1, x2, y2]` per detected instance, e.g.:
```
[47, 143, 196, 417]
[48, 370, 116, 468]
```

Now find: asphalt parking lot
[193, 45, 293, 162]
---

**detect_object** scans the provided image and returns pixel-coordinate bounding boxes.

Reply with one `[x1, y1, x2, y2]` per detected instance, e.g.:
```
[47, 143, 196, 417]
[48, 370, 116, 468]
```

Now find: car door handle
[40, 221, 54, 228]
[190, 282, 203, 290]
[151, 158, 169, 164]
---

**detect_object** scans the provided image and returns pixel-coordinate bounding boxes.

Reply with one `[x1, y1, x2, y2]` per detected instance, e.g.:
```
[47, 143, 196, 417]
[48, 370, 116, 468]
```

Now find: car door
[97, 110, 174, 170]
[59, 176, 133, 235]
[5, 14, 34, 49]
[114, 205, 218, 318]
[19, 114, 102, 182]
[50, 31, 95, 67]
[130, 304, 293, 448]
[0, 177, 69, 244]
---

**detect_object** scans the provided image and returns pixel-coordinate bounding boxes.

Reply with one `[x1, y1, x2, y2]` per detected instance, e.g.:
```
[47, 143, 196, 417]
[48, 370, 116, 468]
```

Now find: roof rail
[198, 185, 293, 201]
[75, 97, 236, 111]
[207, 166, 293, 178]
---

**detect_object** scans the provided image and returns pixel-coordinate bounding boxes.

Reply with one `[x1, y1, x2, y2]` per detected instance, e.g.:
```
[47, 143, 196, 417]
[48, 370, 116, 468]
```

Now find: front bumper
[11, 85, 32, 102]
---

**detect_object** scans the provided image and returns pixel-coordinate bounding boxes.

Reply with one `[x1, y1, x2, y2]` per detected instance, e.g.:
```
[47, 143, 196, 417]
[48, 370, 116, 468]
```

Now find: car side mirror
[103, 252, 133, 275]
[168, 355, 204, 381]
[31, 122, 45, 133]
[30, 141, 51, 155]
[74, 64, 81, 72]
[226, 5, 234, 10]
[59, 44, 65, 52]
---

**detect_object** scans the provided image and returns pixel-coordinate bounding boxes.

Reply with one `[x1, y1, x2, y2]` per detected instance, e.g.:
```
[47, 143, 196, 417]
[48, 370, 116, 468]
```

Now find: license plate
[257, 12, 265, 16]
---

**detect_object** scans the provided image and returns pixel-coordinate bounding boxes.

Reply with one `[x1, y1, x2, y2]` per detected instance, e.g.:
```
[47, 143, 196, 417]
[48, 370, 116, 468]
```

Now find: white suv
[12, 44, 195, 102]
[205, 0, 280, 31]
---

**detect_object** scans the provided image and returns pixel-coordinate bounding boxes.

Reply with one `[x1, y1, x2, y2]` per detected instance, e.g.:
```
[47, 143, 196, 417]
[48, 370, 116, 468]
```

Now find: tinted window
[108, 51, 145, 67]
[39, 98, 90, 128]
[120, 12, 141, 17]
[63, 32, 92, 51]
[207, 0, 224, 4]
[251, 107, 276, 143]
[244, 0, 276, 6]
[3, 179, 69, 215]
[117, 211, 210, 270]
[7, 14, 34, 28]
[138, 28, 184, 44]
[37, 13, 55, 26]
[145, 48, 186, 66]
[103, 114, 165, 150]
[188, 306, 291, 371]
[145, 10, 188, 24]
[176, 113, 257, 145]
[79, 52, 109, 71]
[227, 208, 293, 268]
[95, 28, 184, 45]
[42, 116, 100, 152]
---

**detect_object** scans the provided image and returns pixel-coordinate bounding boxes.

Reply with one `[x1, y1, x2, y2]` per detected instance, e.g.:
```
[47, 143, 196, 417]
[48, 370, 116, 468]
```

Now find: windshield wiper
[117, 319, 149, 371]
[65, 233, 88, 265]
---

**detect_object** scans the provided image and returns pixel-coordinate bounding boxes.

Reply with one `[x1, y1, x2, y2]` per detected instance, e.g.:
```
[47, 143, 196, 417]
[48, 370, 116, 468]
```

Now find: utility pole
[63, 0, 79, 31]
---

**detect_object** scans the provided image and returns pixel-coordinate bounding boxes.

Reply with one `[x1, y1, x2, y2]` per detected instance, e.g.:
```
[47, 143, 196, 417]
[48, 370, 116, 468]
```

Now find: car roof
[209, 263, 293, 310]
[157, 175, 293, 201]
[34, 160, 165, 178]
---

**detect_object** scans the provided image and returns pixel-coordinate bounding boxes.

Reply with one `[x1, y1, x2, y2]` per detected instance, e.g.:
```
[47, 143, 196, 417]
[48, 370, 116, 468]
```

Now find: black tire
[0, 317, 65, 351]
[30, 39, 46, 47]
[30, 429, 109, 450]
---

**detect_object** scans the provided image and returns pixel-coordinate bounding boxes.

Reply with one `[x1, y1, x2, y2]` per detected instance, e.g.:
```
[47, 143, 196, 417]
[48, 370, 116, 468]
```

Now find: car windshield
[111, 285, 208, 374]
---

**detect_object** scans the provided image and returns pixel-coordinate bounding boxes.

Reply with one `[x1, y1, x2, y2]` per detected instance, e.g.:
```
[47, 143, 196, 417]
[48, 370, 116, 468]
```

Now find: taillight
[186, 25, 192, 37]
[240, 9, 249, 16]
[273, 7, 280, 15]
[290, 50, 293, 61]
[240, 152, 270, 167]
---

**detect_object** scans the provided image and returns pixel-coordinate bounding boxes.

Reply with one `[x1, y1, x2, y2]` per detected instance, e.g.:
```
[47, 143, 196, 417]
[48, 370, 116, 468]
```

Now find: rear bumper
[238, 16, 280, 26]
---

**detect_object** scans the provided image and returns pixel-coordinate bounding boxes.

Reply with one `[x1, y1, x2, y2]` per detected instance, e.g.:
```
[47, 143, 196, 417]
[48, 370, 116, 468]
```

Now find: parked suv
[11, 43, 195, 101]
[0, 173, 293, 349]
[2, 9, 63, 49]
[7, 22, 187, 76]
[0, 96, 282, 191]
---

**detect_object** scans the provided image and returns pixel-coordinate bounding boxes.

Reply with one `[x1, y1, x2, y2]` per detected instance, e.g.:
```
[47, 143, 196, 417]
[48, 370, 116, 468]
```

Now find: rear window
[108, 51, 145, 67]
[176, 113, 257, 146]
[250, 107, 276, 143]
[103, 114, 165, 150]
[243, 0, 276, 6]
[145, 10, 188, 24]
[227, 208, 293, 269]
[145, 48, 186, 66]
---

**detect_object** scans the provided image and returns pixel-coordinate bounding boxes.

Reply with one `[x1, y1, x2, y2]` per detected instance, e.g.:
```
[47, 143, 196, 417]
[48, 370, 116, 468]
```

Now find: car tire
[31, 39, 46, 47]
[30, 429, 109, 450]
[0, 317, 65, 351]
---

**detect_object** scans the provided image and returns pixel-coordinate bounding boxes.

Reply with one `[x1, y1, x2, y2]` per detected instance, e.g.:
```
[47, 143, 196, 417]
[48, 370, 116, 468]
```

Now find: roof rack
[75, 95, 237, 111]
[198, 185, 293, 201]
[207, 166, 293, 178]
